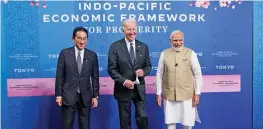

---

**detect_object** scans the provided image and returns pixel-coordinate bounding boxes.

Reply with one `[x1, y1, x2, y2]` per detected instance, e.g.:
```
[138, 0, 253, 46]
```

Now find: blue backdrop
[253, 2, 263, 129]
[1, 1, 253, 129]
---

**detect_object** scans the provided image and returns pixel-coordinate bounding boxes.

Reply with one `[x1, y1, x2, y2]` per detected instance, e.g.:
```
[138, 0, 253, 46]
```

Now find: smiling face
[122, 19, 137, 42]
[170, 32, 184, 48]
[72, 30, 87, 50]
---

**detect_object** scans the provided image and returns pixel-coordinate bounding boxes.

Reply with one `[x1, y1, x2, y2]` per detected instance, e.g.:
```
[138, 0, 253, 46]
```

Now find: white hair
[122, 19, 136, 28]
[170, 30, 184, 39]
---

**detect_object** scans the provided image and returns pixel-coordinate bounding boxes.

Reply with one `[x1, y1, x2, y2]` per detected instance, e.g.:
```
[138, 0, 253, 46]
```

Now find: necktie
[77, 51, 82, 93]
[77, 51, 82, 74]
[129, 43, 135, 65]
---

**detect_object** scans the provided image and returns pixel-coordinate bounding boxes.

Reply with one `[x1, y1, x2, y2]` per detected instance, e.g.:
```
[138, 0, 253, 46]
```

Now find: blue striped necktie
[129, 43, 135, 65]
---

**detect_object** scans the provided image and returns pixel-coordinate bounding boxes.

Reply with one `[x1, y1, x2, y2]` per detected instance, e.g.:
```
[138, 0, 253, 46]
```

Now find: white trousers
[164, 98, 201, 126]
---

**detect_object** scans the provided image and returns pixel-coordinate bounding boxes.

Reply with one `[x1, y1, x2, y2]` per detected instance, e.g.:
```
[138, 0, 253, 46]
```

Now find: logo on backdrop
[42, 2, 206, 34]
[9, 54, 38, 60]
[150, 52, 161, 58]
[99, 67, 104, 72]
[44, 67, 57, 73]
[211, 51, 238, 58]
[97, 52, 108, 59]
[152, 66, 158, 71]
[14, 68, 35, 73]
[48, 54, 59, 59]
[215, 65, 235, 70]
[196, 52, 203, 57]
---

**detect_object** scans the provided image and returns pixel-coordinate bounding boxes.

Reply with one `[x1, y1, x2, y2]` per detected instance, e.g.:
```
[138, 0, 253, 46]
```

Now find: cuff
[56, 96, 62, 99]
[123, 79, 128, 87]
[195, 89, 201, 95]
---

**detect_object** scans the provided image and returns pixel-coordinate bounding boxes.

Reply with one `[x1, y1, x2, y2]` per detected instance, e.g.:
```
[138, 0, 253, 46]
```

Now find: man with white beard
[156, 30, 203, 129]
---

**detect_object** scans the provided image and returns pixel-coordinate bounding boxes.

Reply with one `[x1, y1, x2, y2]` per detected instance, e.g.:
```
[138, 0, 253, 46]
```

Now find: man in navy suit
[55, 26, 99, 129]
[108, 19, 152, 129]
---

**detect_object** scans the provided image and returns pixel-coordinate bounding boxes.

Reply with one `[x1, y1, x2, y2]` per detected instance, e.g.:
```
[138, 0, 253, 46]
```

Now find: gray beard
[173, 46, 184, 52]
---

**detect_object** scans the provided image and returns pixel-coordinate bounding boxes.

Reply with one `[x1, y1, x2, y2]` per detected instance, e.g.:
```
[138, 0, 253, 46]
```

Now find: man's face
[123, 21, 137, 41]
[170, 32, 184, 48]
[73, 31, 87, 50]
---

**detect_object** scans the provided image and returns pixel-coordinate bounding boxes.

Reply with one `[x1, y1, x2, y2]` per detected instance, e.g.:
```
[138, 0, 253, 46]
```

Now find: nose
[80, 40, 86, 43]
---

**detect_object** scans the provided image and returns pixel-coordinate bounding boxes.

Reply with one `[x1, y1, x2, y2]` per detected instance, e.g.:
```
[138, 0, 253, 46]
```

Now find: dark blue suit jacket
[55, 46, 99, 107]
[108, 38, 152, 101]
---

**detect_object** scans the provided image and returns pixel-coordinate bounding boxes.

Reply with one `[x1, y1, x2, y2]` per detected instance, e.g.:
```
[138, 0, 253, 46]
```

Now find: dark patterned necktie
[129, 43, 135, 65]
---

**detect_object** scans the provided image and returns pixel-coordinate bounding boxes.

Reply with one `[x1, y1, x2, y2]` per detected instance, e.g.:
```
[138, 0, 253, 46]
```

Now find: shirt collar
[125, 37, 135, 45]
[74, 46, 84, 53]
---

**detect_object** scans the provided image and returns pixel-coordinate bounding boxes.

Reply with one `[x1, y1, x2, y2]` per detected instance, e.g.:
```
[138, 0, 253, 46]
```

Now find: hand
[56, 97, 63, 106]
[92, 98, 98, 108]
[156, 95, 162, 107]
[136, 69, 144, 77]
[124, 80, 134, 89]
[192, 94, 200, 107]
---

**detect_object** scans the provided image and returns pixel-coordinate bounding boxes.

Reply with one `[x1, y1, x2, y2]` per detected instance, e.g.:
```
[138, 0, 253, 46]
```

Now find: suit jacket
[108, 38, 152, 101]
[55, 47, 99, 107]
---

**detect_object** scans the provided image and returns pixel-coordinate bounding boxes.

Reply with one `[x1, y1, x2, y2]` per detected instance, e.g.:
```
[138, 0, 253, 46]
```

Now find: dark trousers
[62, 93, 91, 129]
[117, 89, 148, 129]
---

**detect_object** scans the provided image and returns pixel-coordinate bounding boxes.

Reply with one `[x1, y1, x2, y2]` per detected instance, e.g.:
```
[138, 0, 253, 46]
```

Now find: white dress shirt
[125, 37, 136, 59]
[123, 37, 137, 87]
[75, 46, 84, 63]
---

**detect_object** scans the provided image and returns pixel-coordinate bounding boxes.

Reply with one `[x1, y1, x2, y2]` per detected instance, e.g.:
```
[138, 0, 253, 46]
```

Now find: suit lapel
[71, 47, 79, 75]
[120, 38, 133, 68]
[80, 48, 89, 75]
[134, 41, 141, 68]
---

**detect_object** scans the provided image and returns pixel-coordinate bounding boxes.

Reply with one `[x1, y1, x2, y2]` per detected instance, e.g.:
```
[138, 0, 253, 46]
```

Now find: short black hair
[72, 26, 88, 38]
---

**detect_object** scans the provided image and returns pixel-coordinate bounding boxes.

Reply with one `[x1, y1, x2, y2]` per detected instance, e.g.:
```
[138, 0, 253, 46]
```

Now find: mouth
[174, 44, 182, 47]
[128, 34, 135, 39]
[78, 44, 84, 48]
